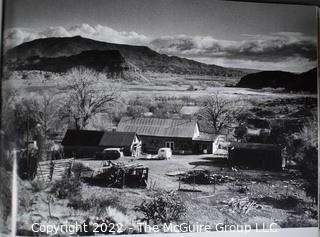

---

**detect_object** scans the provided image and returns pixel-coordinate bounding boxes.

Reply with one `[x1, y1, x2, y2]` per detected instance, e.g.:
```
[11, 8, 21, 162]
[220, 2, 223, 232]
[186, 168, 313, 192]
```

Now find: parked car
[95, 148, 124, 160]
[157, 147, 172, 159]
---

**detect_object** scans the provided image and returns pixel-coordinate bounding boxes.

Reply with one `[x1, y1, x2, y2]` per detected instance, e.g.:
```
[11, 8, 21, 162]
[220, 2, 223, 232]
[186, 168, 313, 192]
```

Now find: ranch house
[117, 117, 217, 154]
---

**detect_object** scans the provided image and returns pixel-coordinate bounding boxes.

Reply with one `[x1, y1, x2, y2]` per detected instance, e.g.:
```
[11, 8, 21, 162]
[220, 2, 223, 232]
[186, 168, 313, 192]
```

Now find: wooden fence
[36, 158, 74, 182]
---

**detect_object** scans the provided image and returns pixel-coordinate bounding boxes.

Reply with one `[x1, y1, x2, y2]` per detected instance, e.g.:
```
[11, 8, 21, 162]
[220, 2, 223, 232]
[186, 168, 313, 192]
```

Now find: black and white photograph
[0, 0, 318, 236]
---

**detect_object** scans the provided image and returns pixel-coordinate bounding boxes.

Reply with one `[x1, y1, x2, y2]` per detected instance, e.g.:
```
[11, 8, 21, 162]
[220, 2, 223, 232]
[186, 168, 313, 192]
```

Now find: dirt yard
[77, 155, 317, 228]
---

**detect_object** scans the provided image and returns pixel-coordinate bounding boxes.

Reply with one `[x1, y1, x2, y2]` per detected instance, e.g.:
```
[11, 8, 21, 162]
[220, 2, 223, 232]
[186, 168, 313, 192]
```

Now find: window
[165, 141, 175, 150]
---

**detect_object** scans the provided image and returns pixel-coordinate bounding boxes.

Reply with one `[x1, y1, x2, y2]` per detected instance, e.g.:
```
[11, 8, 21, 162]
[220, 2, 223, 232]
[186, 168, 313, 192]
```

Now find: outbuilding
[62, 129, 141, 158]
[228, 142, 284, 171]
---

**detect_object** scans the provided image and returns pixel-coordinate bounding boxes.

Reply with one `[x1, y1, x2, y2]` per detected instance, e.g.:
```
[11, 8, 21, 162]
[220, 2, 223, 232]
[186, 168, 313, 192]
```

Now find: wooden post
[232, 181, 235, 194]
[47, 195, 52, 217]
[49, 161, 54, 181]
[192, 171, 195, 191]
[78, 163, 82, 179]
[122, 170, 125, 189]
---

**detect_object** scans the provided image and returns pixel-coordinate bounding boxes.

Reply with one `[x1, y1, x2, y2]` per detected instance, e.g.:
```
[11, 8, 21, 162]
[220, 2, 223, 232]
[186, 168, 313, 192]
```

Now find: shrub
[298, 114, 318, 202]
[77, 207, 135, 235]
[279, 215, 317, 228]
[134, 191, 186, 225]
[284, 113, 318, 202]
[68, 195, 126, 215]
[127, 105, 149, 118]
[30, 179, 48, 193]
[50, 174, 81, 199]
[0, 167, 12, 222]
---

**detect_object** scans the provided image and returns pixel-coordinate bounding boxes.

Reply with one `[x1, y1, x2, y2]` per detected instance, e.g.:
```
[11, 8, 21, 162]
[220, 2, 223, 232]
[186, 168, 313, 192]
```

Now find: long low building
[62, 129, 141, 158]
[228, 142, 284, 171]
[117, 117, 217, 154]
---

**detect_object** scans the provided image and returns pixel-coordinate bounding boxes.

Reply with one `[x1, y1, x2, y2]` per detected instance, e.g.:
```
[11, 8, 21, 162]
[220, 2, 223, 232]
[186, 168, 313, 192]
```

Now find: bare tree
[198, 93, 246, 134]
[59, 67, 119, 130]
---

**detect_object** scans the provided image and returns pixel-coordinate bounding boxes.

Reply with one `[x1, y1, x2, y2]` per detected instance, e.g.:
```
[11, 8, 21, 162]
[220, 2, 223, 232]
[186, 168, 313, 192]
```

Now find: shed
[99, 131, 141, 156]
[62, 129, 141, 158]
[228, 142, 283, 171]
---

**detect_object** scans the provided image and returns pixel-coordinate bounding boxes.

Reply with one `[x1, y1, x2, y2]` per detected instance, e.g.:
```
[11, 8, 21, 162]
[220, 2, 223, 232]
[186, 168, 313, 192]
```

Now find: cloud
[4, 24, 150, 50]
[4, 28, 42, 49]
[4, 24, 317, 72]
[192, 56, 315, 73]
[149, 32, 317, 63]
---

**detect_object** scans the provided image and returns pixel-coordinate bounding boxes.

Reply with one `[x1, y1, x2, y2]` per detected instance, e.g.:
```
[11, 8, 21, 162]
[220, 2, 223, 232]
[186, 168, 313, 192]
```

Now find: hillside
[4, 36, 246, 77]
[7, 50, 127, 74]
[236, 68, 317, 92]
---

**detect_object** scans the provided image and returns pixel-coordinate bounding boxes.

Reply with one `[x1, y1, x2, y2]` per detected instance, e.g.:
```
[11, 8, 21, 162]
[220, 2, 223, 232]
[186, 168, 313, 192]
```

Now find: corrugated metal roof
[99, 131, 137, 147]
[117, 117, 197, 138]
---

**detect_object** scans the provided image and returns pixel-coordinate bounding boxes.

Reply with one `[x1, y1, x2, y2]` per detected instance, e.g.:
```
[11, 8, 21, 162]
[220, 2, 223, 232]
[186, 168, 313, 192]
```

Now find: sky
[3, 0, 318, 72]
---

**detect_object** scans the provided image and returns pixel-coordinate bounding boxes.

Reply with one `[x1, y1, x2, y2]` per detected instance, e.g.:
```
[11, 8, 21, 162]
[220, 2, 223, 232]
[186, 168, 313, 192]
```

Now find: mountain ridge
[4, 36, 246, 77]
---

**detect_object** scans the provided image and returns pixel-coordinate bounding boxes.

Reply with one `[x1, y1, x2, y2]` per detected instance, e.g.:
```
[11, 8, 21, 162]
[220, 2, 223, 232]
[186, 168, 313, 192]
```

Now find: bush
[127, 105, 149, 118]
[68, 195, 126, 215]
[30, 179, 48, 193]
[77, 207, 135, 235]
[0, 167, 12, 222]
[279, 215, 317, 228]
[134, 191, 186, 225]
[298, 114, 318, 202]
[50, 174, 81, 199]
[284, 113, 318, 202]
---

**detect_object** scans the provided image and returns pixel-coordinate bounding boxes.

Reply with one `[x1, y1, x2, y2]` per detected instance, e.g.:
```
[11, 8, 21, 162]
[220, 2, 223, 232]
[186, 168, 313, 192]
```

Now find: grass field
[4, 71, 316, 102]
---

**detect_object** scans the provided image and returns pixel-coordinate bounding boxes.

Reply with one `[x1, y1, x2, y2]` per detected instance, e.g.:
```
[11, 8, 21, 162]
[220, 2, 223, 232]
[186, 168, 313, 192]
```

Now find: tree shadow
[189, 157, 229, 168]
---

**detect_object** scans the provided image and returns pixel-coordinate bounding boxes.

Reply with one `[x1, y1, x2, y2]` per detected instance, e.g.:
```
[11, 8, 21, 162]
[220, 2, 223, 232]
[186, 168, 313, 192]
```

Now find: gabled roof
[117, 117, 197, 138]
[62, 130, 104, 146]
[62, 129, 137, 147]
[193, 132, 218, 142]
[99, 131, 138, 147]
[197, 120, 216, 134]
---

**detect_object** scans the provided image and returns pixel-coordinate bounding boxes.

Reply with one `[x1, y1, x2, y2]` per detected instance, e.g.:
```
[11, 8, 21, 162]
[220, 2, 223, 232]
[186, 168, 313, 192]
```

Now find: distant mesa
[4, 36, 246, 77]
[6, 50, 127, 75]
[236, 68, 317, 93]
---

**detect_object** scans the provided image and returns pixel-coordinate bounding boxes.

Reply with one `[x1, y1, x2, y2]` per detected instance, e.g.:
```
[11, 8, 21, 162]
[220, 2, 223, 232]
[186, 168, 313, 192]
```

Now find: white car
[157, 147, 172, 159]
[96, 148, 124, 160]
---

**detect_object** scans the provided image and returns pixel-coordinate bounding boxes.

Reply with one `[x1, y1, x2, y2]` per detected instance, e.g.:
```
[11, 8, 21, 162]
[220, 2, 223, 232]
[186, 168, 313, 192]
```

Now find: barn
[117, 117, 217, 154]
[228, 142, 284, 171]
[62, 129, 141, 158]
